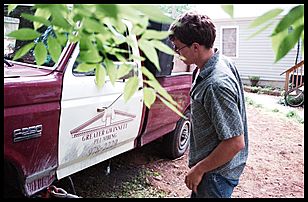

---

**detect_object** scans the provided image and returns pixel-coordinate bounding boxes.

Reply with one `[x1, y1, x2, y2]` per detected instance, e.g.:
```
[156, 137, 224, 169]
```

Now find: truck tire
[163, 111, 191, 159]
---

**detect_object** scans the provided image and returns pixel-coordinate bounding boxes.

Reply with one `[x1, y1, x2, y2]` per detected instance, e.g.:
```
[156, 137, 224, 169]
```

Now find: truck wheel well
[4, 160, 25, 198]
[162, 110, 191, 159]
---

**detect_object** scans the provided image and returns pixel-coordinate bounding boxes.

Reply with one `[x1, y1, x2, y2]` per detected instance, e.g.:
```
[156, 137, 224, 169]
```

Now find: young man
[169, 11, 249, 198]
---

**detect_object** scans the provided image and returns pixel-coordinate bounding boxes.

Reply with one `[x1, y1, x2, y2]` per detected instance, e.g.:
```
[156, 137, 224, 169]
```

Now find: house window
[220, 26, 239, 58]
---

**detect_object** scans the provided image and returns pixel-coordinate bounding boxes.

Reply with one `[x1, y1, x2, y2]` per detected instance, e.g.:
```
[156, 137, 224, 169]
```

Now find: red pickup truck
[4, 19, 193, 197]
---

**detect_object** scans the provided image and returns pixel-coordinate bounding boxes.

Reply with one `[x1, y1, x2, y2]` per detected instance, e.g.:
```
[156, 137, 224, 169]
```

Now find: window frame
[220, 25, 239, 59]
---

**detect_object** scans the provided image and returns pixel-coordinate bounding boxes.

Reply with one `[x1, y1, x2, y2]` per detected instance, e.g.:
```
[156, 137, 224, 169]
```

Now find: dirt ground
[135, 105, 304, 198]
[58, 104, 304, 198]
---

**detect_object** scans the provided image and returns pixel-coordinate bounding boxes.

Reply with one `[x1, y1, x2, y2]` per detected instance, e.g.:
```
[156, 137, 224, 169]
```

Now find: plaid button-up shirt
[189, 50, 248, 180]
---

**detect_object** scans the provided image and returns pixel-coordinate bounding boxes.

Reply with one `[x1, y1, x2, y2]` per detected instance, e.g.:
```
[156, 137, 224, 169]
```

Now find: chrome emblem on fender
[13, 125, 42, 142]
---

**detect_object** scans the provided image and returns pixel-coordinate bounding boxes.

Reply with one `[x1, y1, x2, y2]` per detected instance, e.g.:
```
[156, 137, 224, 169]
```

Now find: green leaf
[33, 8, 51, 30]
[246, 21, 274, 40]
[34, 42, 47, 66]
[117, 5, 144, 24]
[75, 63, 96, 72]
[104, 20, 126, 43]
[141, 66, 156, 81]
[55, 32, 68, 47]
[124, 76, 139, 102]
[104, 46, 129, 55]
[145, 79, 179, 108]
[13, 42, 35, 60]
[131, 5, 174, 24]
[79, 49, 102, 64]
[96, 4, 119, 19]
[21, 13, 51, 30]
[126, 33, 138, 48]
[7, 28, 41, 40]
[271, 28, 288, 55]
[150, 40, 175, 55]
[95, 64, 106, 88]
[50, 9, 71, 30]
[221, 5, 234, 18]
[34, 4, 62, 9]
[114, 18, 129, 35]
[79, 36, 95, 51]
[52, 4, 69, 15]
[274, 24, 304, 63]
[117, 64, 132, 79]
[96, 33, 113, 46]
[118, 4, 146, 20]
[138, 39, 160, 71]
[129, 54, 145, 62]
[8, 4, 17, 14]
[300, 33, 304, 55]
[141, 30, 171, 40]
[73, 4, 92, 22]
[142, 66, 181, 112]
[47, 36, 62, 63]
[104, 58, 117, 85]
[132, 24, 146, 36]
[114, 53, 128, 63]
[156, 94, 184, 118]
[118, 6, 149, 30]
[83, 18, 106, 33]
[68, 35, 80, 43]
[143, 87, 156, 108]
[249, 8, 283, 28]
[272, 5, 304, 36]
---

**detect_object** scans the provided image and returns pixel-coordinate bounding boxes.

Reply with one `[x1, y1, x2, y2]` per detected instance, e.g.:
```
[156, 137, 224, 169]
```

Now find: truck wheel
[163, 111, 191, 159]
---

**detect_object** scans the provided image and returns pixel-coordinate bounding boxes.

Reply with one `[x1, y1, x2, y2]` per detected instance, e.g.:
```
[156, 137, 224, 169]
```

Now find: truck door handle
[97, 107, 107, 112]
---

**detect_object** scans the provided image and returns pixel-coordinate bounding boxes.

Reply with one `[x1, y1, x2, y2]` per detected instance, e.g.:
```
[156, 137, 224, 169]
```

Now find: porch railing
[280, 60, 304, 93]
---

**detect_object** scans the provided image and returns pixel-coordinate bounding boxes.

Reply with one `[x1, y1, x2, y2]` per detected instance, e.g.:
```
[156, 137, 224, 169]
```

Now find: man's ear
[192, 43, 200, 52]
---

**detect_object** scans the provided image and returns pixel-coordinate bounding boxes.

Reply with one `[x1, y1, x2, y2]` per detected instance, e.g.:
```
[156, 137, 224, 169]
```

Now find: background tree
[4, 5, 34, 49]
[159, 4, 194, 19]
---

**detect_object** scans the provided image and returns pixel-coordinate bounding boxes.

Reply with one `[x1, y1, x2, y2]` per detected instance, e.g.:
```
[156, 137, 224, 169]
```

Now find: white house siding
[213, 16, 304, 88]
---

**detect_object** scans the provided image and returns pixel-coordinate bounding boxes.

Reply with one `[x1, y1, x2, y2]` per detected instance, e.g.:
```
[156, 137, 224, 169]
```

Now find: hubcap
[179, 120, 190, 150]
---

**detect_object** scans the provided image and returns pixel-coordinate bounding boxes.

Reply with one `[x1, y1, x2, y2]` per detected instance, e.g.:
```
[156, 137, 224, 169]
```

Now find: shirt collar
[198, 48, 220, 79]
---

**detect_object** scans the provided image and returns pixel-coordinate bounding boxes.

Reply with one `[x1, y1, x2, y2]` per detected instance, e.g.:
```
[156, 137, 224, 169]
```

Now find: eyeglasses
[174, 44, 190, 54]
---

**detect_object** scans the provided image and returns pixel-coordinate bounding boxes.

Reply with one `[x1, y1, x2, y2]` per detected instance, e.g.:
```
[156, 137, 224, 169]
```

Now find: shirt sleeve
[203, 84, 244, 140]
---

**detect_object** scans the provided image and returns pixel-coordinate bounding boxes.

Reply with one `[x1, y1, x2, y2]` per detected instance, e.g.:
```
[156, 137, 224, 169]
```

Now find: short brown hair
[169, 11, 216, 49]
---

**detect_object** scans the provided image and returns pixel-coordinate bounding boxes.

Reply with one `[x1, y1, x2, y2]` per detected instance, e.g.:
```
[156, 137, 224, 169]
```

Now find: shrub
[248, 76, 260, 87]
[248, 76, 260, 81]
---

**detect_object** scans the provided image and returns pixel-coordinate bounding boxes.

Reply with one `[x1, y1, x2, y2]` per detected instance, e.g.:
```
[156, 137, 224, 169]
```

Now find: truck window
[72, 30, 133, 77]
[4, 5, 67, 68]
[143, 21, 174, 77]
[106, 41, 132, 61]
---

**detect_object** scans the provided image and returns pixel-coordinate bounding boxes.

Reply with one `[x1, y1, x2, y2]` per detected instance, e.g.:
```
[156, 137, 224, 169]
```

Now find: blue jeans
[190, 173, 239, 198]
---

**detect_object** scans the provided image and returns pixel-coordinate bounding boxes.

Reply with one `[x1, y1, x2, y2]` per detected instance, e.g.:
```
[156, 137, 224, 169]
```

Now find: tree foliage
[159, 4, 194, 19]
[6, 4, 185, 117]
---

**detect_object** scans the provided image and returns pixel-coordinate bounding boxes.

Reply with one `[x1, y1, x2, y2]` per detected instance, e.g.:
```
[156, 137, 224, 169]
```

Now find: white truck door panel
[57, 42, 143, 179]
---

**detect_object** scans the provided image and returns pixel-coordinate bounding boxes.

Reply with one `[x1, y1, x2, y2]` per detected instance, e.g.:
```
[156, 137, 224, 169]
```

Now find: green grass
[286, 110, 304, 124]
[98, 168, 167, 198]
[272, 108, 279, 113]
[245, 85, 284, 96]
[245, 95, 304, 124]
